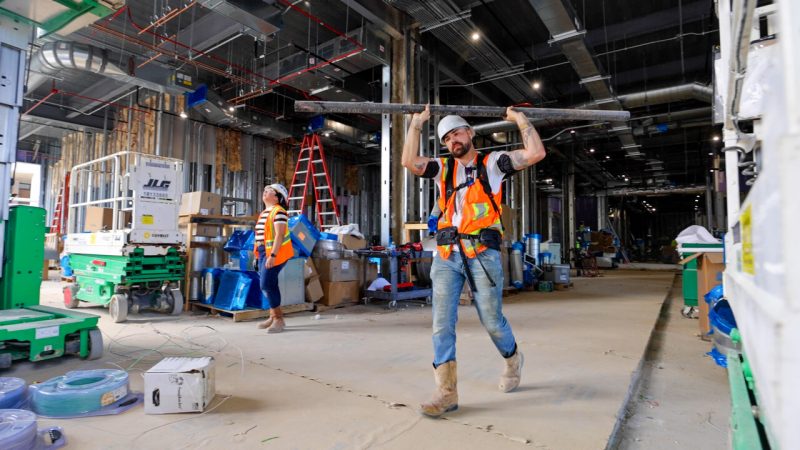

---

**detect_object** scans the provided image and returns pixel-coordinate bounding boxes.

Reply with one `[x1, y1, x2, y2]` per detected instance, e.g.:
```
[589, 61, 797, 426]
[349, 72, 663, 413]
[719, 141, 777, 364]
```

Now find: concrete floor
[5, 270, 729, 449]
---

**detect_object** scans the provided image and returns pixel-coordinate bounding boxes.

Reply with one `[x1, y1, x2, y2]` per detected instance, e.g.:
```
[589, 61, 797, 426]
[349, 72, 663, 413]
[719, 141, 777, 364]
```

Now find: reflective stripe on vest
[437, 154, 502, 259]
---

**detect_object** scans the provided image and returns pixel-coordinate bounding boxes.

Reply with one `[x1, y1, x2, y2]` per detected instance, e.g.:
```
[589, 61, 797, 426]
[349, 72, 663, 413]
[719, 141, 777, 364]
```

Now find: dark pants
[257, 245, 286, 309]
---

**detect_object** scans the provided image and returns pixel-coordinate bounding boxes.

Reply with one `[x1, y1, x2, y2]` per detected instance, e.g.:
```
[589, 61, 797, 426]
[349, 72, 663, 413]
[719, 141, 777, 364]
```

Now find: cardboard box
[84, 206, 114, 232]
[304, 258, 318, 280]
[144, 357, 215, 414]
[320, 280, 361, 306]
[338, 234, 367, 250]
[358, 262, 379, 285]
[178, 217, 221, 238]
[179, 191, 222, 216]
[315, 258, 359, 282]
[305, 275, 324, 302]
[695, 252, 725, 339]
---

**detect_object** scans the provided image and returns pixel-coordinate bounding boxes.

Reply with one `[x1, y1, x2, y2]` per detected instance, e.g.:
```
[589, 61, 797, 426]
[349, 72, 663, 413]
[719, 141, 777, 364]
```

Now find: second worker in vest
[254, 183, 293, 333]
[402, 105, 546, 417]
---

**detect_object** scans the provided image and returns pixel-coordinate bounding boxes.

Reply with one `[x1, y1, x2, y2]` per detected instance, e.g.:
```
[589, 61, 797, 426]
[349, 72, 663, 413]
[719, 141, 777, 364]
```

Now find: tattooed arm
[504, 107, 546, 170]
[402, 104, 436, 176]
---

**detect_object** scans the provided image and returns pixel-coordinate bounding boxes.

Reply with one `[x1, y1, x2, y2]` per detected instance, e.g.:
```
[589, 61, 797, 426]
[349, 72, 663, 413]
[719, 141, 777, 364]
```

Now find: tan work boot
[257, 313, 273, 329]
[499, 351, 524, 393]
[420, 360, 458, 417]
[267, 307, 285, 333]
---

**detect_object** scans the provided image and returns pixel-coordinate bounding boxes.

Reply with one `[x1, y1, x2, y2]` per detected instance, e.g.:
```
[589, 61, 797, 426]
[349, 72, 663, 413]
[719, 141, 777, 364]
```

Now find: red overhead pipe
[24, 87, 59, 115]
[228, 0, 367, 104]
[24, 87, 151, 117]
[99, 2, 367, 108]
[123, 8, 277, 85]
[138, 1, 197, 35]
[277, 0, 363, 49]
[230, 46, 364, 104]
[90, 22, 259, 87]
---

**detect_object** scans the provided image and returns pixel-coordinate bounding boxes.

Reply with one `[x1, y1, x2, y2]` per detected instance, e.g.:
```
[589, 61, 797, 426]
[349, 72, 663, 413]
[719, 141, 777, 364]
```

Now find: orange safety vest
[437, 154, 503, 259]
[254, 205, 293, 266]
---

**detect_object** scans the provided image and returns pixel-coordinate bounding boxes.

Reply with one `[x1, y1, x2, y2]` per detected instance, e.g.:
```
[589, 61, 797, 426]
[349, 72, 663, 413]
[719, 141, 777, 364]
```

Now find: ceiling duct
[315, 118, 376, 146]
[528, 0, 639, 158]
[197, 0, 282, 38]
[191, 88, 297, 139]
[259, 26, 387, 100]
[27, 41, 195, 96]
[27, 41, 125, 93]
[617, 83, 712, 109]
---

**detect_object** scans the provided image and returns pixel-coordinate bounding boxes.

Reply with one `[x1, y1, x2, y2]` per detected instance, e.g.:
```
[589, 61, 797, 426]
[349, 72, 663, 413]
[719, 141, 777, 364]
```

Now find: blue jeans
[257, 245, 286, 309]
[430, 248, 517, 366]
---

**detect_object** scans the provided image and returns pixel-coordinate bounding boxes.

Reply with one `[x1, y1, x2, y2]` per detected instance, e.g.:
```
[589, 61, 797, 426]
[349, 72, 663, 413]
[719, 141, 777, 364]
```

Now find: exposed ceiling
[18, 0, 722, 198]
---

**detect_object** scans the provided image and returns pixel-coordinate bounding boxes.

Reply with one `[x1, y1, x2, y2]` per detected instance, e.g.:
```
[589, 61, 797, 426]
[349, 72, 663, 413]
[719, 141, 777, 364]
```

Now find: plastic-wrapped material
[0, 409, 66, 450]
[30, 369, 135, 418]
[0, 378, 27, 409]
[213, 271, 252, 310]
[675, 225, 720, 245]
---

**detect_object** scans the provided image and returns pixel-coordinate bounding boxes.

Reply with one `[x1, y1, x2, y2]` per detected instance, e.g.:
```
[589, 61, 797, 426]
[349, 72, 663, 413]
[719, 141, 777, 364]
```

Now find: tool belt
[435, 226, 499, 293]
[435, 227, 502, 251]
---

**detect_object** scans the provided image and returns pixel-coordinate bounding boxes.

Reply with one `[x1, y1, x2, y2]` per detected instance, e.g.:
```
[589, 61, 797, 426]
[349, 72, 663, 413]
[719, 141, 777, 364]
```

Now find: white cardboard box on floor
[144, 357, 216, 414]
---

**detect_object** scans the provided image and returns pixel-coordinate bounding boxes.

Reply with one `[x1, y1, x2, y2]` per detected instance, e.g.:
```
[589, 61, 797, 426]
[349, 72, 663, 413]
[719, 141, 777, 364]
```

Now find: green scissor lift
[65, 248, 184, 323]
[0, 206, 102, 368]
[62, 151, 186, 323]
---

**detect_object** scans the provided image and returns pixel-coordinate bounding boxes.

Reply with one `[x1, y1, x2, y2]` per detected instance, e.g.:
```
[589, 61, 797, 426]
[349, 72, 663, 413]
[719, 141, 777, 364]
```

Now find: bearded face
[443, 127, 473, 157]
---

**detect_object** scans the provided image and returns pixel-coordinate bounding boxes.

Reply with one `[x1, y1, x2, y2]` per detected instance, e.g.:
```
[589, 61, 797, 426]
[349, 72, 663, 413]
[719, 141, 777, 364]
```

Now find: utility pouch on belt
[436, 226, 460, 246]
[477, 229, 502, 251]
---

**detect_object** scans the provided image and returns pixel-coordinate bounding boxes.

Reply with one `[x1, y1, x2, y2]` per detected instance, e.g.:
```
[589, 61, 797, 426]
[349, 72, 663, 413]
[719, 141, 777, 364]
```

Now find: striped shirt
[255, 206, 288, 242]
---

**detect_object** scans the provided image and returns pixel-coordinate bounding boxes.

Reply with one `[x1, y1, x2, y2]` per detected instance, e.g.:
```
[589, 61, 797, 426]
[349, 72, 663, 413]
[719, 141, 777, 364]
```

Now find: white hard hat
[437, 115, 471, 143]
[267, 183, 288, 202]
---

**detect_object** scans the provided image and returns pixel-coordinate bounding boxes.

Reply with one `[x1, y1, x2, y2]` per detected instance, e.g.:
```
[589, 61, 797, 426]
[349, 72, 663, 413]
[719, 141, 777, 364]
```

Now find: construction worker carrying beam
[402, 105, 546, 417]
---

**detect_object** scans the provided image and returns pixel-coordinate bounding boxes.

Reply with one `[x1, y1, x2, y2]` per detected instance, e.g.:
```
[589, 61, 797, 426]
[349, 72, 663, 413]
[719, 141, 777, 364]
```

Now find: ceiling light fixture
[228, 106, 235, 112]
[471, 32, 480, 41]
[589, 148, 595, 153]
[532, 81, 541, 90]
[179, 111, 188, 119]
[605, 155, 610, 160]
[712, 135, 720, 141]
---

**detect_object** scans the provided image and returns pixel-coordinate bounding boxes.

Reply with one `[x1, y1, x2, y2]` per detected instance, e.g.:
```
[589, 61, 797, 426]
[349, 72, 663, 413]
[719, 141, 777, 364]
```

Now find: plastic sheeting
[675, 225, 720, 244]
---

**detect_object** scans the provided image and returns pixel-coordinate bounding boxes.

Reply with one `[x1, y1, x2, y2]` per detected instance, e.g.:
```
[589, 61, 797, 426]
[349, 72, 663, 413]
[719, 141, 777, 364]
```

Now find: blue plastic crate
[288, 214, 320, 257]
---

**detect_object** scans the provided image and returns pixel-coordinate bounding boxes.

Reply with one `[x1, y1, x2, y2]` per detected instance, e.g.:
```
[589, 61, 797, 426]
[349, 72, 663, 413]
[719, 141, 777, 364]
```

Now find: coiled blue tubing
[0, 409, 39, 450]
[0, 378, 27, 409]
[30, 369, 129, 417]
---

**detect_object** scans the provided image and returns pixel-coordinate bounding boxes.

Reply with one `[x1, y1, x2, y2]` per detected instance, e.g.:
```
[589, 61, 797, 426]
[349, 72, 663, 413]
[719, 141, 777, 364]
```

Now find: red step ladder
[50, 172, 70, 234]
[287, 134, 341, 230]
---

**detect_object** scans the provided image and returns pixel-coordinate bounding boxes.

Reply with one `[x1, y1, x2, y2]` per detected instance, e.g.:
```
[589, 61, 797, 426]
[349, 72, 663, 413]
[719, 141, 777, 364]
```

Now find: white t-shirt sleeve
[432, 159, 444, 195]
[485, 151, 509, 194]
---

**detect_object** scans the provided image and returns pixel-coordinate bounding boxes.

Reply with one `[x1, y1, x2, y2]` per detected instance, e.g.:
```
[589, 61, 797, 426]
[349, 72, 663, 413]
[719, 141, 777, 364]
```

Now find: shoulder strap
[477, 154, 504, 231]
[441, 156, 456, 219]
[444, 156, 456, 204]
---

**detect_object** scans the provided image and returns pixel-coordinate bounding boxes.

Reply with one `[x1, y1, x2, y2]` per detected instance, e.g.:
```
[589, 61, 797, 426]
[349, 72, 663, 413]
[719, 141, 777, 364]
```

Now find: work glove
[427, 215, 439, 235]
